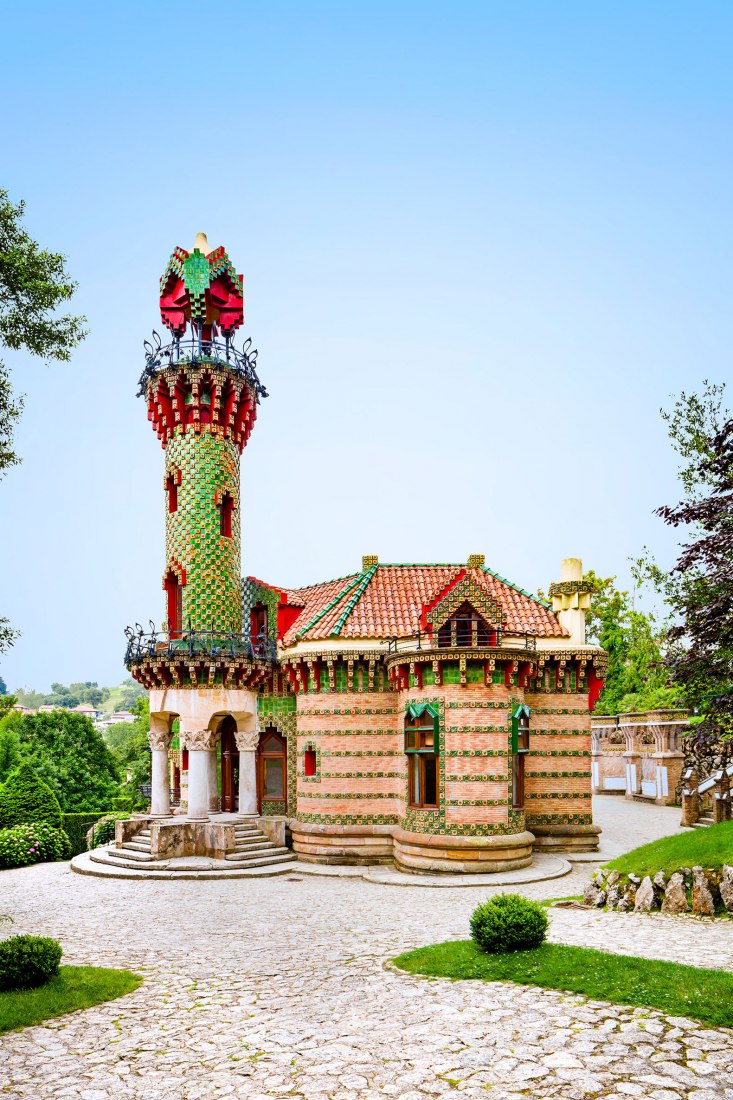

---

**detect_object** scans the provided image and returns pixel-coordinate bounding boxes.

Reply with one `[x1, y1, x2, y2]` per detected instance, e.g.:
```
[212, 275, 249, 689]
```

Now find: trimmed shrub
[0, 762, 62, 830]
[470, 893, 548, 954]
[87, 813, 128, 850]
[0, 934, 62, 990]
[62, 812, 110, 856]
[0, 823, 71, 868]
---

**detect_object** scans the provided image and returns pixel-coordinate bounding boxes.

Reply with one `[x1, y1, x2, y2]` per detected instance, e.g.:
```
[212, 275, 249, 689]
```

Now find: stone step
[124, 841, 153, 853]
[223, 851, 296, 868]
[107, 847, 156, 863]
[232, 834, 271, 846]
[234, 825, 260, 835]
[224, 846, 292, 863]
[229, 842, 278, 856]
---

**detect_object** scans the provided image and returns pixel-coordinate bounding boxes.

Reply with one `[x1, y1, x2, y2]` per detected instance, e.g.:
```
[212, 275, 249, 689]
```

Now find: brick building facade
[126, 236, 607, 873]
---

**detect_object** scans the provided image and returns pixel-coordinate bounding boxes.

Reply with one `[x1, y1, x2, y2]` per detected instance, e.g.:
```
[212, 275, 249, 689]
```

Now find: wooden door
[257, 728, 287, 813]
[220, 717, 238, 813]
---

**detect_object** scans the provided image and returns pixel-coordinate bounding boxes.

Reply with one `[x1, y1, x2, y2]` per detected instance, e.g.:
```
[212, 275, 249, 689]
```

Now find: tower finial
[193, 231, 211, 255]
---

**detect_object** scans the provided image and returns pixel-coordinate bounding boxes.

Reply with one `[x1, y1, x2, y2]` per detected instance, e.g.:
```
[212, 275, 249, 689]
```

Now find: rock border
[584, 864, 733, 915]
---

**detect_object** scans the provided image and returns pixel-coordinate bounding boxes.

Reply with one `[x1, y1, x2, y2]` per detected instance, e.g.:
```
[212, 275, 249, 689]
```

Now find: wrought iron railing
[386, 627, 537, 655]
[124, 622, 278, 665]
[137, 330, 268, 401]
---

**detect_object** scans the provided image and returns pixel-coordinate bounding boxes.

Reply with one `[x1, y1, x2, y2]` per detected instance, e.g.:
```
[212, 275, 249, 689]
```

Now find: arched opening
[165, 570, 183, 636]
[257, 727, 287, 813]
[437, 602, 496, 648]
[219, 716, 239, 813]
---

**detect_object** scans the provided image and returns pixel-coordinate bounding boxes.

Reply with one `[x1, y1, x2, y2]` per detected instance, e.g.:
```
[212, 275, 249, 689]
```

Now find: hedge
[61, 812, 112, 857]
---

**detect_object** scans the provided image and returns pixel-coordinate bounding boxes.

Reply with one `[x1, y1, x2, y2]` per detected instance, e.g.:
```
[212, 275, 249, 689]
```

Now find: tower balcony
[385, 621, 537, 656]
[137, 331, 267, 400]
[124, 623, 278, 691]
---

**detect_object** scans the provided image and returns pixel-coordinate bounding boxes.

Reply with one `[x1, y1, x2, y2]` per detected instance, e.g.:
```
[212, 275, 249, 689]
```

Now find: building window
[511, 704, 530, 810]
[258, 729, 286, 805]
[250, 604, 268, 647]
[436, 603, 497, 648]
[304, 748, 317, 777]
[405, 703, 439, 809]
[165, 570, 183, 635]
[165, 472, 178, 513]
[219, 491, 234, 538]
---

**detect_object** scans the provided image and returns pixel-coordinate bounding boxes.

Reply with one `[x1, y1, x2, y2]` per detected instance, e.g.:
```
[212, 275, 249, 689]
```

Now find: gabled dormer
[422, 573, 505, 648]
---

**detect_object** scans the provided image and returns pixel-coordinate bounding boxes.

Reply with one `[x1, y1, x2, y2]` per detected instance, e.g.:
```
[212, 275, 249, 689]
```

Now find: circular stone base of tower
[290, 821, 395, 864]
[392, 828, 535, 874]
[529, 823, 602, 853]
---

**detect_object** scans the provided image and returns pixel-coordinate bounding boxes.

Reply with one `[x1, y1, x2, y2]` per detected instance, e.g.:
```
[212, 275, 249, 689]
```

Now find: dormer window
[250, 604, 268, 646]
[437, 602, 497, 648]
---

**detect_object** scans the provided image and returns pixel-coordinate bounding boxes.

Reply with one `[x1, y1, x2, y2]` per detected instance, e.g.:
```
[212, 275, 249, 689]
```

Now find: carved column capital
[235, 730, 260, 752]
[148, 728, 173, 752]
[183, 728, 219, 752]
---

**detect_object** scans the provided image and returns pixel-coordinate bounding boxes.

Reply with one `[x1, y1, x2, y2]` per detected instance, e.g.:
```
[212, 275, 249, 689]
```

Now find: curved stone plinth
[290, 821, 394, 865]
[392, 828, 535, 874]
[529, 822, 602, 853]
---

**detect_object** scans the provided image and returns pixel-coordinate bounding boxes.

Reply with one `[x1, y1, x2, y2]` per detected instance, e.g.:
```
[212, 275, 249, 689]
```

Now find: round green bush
[0, 762, 62, 830]
[0, 823, 72, 868]
[0, 934, 63, 990]
[469, 893, 548, 953]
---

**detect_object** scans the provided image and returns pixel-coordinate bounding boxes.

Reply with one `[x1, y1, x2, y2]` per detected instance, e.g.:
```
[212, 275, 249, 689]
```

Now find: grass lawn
[0, 966, 142, 1034]
[604, 819, 733, 877]
[393, 940, 733, 1028]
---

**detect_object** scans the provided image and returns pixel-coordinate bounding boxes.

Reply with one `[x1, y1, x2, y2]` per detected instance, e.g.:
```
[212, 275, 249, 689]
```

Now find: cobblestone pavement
[1, 803, 732, 1099]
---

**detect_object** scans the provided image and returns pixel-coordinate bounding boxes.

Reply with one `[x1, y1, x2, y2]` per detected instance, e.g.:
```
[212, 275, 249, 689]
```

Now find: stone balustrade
[591, 709, 687, 805]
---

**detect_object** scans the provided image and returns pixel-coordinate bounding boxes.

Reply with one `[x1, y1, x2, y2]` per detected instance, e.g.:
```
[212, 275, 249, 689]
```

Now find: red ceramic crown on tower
[159, 232, 244, 342]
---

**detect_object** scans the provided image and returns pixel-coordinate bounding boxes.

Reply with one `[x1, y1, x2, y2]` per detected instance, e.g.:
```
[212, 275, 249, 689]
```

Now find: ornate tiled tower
[126, 234, 274, 823]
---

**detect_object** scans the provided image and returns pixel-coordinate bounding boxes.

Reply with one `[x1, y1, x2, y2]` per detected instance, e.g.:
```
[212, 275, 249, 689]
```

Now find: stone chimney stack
[549, 558, 592, 646]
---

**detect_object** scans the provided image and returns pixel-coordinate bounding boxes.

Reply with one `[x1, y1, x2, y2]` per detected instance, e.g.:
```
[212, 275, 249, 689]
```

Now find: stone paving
[0, 799, 732, 1100]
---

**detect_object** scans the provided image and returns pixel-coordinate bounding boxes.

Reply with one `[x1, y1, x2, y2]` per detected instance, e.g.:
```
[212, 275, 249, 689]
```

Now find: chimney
[550, 558, 591, 645]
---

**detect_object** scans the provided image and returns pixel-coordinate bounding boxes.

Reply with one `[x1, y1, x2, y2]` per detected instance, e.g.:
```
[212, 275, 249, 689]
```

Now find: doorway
[220, 717, 239, 813]
[257, 727, 287, 812]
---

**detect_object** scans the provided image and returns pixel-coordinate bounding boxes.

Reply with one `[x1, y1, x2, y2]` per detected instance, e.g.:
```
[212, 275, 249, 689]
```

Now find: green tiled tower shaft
[165, 430, 242, 632]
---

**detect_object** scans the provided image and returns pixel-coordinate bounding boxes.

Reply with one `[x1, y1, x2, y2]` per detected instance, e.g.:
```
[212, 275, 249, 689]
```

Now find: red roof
[249, 564, 566, 646]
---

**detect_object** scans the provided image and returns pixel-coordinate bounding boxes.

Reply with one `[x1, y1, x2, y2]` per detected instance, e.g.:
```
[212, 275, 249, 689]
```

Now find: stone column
[184, 729, 219, 821]
[148, 718, 173, 817]
[623, 728, 641, 799]
[235, 729, 260, 816]
[207, 748, 220, 812]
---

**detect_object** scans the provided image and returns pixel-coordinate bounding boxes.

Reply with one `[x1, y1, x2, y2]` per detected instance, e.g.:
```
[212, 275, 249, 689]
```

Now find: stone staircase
[692, 812, 715, 829]
[101, 817, 296, 873]
[223, 819, 295, 868]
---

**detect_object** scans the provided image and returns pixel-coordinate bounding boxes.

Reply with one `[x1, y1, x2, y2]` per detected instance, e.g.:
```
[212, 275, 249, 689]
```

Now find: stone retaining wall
[584, 864, 733, 916]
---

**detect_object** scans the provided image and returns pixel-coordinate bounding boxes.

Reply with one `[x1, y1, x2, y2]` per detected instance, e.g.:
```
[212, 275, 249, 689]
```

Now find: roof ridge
[480, 565, 552, 610]
[331, 565, 379, 636]
[294, 573, 364, 639]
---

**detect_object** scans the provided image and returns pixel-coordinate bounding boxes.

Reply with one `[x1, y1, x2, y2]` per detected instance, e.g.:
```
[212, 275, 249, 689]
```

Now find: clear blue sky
[1, 1, 731, 692]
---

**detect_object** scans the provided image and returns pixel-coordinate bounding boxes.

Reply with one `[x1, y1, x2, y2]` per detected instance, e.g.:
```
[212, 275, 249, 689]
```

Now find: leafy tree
[0, 189, 87, 654]
[635, 381, 732, 737]
[117, 678, 146, 711]
[0, 718, 23, 782]
[0, 761, 62, 829]
[15, 711, 119, 812]
[104, 695, 150, 811]
[584, 571, 678, 714]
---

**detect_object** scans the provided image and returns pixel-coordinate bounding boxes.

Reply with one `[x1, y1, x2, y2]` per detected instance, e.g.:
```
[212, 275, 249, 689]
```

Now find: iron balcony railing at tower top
[136, 330, 268, 401]
[386, 624, 537, 655]
[124, 622, 279, 666]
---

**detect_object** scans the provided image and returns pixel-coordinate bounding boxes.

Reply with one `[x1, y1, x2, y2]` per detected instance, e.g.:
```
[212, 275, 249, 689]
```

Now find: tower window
[165, 570, 183, 636]
[219, 491, 234, 538]
[165, 473, 178, 513]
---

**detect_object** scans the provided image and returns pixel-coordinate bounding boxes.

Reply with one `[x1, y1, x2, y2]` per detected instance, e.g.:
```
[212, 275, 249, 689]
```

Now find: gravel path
[0, 799, 731, 1099]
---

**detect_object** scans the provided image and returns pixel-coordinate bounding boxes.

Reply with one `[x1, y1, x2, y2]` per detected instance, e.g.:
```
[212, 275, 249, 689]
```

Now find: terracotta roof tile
[262, 563, 567, 645]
